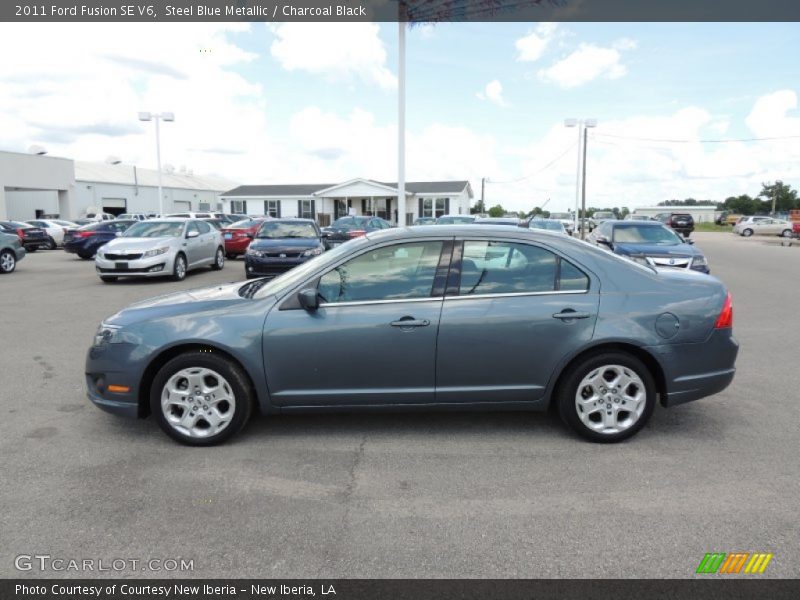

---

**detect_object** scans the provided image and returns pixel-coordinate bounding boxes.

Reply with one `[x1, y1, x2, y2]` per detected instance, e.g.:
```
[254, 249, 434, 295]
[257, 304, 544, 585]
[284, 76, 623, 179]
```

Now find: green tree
[759, 181, 799, 213]
[620, 207, 630, 218]
[722, 194, 757, 215]
[472, 198, 486, 214]
[487, 204, 506, 218]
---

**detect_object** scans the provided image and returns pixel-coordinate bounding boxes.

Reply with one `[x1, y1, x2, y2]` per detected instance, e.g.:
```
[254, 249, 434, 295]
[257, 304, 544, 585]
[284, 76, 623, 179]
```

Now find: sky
[1, 21, 799, 213]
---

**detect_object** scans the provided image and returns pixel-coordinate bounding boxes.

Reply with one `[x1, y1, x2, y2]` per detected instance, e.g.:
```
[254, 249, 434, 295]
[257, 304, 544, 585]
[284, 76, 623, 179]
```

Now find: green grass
[694, 222, 733, 232]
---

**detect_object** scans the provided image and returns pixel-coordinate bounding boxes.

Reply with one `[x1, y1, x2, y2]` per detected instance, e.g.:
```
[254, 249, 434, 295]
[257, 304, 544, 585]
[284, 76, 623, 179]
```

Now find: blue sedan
[86, 225, 737, 445]
[63, 220, 136, 259]
[588, 220, 710, 274]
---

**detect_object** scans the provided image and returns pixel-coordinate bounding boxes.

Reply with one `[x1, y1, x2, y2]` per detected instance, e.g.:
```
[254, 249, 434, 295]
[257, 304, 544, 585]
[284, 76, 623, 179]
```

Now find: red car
[220, 217, 269, 259]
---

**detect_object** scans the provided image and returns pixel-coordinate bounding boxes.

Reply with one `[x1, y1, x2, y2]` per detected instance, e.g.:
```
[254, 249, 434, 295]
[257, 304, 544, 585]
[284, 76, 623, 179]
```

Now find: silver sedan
[94, 218, 225, 282]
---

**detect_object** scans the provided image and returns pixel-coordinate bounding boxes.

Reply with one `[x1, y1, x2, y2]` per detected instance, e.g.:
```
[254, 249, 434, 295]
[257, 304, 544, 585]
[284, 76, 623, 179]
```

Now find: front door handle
[390, 316, 430, 328]
[552, 310, 591, 320]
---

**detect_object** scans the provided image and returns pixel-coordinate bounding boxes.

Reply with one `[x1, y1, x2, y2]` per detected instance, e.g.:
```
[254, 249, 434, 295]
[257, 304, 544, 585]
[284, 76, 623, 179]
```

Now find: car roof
[264, 217, 317, 223]
[609, 220, 664, 227]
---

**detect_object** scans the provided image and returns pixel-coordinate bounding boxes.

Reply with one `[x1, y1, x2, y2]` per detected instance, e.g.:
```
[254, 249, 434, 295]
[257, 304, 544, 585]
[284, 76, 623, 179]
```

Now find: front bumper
[244, 254, 311, 277]
[95, 252, 175, 278]
[647, 329, 739, 407]
[85, 342, 142, 418]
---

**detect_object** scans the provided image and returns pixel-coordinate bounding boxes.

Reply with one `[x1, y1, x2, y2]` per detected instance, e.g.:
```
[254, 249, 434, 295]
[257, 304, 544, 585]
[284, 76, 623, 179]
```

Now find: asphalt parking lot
[1, 233, 798, 579]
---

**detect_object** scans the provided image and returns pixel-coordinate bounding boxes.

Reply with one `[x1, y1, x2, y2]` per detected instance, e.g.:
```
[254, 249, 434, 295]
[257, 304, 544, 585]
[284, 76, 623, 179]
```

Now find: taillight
[348, 230, 367, 238]
[714, 292, 733, 329]
[76, 231, 96, 238]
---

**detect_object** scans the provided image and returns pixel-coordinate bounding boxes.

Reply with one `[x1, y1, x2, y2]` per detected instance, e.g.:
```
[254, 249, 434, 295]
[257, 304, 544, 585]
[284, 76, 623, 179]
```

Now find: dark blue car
[244, 218, 325, 279]
[63, 220, 136, 259]
[588, 220, 710, 274]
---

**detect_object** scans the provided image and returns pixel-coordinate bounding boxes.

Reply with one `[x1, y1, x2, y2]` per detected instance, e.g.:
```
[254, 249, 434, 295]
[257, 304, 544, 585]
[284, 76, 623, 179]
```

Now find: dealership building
[0, 150, 235, 221]
[220, 178, 474, 226]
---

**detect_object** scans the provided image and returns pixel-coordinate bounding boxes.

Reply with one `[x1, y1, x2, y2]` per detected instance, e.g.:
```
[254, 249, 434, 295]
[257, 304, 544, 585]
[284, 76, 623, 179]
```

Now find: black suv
[654, 212, 694, 237]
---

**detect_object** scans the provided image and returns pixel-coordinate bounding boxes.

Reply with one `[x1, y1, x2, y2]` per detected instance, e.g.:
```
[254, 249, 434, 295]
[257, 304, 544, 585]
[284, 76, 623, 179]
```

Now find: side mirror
[596, 236, 612, 248]
[685, 238, 695, 245]
[186, 230, 200, 239]
[298, 288, 320, 311]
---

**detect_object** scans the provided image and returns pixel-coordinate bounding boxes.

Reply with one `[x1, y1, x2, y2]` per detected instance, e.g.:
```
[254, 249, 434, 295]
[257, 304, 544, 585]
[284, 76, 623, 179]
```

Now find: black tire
[0, 250, 16, 274]
[211, 246, 225, 270]
[742, 228, 753, 237]
[781, 229, 792, 238]
[557, 352, 656, 443]
[225, 252, 236, 260]
[43, 237, 57, 250]
[100, 276, 117, 283]
[150, 351, 254, 446]
[26, 246, 38, 253]
[171, 253, 187, 281]
[78, 252, 95, 260]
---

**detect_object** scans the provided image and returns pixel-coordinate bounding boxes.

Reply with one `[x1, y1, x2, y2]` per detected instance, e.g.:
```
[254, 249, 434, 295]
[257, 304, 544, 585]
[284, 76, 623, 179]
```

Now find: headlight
[693, 255, 708, 267]
[94, 324, 121, 346]
[247, 247, 264, 258]
[143, 247, 168, 258]
[302, 247, 323, 257]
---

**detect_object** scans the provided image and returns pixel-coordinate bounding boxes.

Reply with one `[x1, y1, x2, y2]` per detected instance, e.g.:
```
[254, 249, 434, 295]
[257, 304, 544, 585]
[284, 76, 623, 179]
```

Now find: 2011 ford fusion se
[86, 225, 738, 445]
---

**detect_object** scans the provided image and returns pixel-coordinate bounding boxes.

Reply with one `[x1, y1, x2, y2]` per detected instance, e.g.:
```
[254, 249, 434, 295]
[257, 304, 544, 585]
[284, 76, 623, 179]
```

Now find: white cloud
[270, 23, 396, 90]
[515, 23, 558, 63]
[476, 80, 506, 106]
[745, 90, 800, 137]
[538, 42, 631, 88]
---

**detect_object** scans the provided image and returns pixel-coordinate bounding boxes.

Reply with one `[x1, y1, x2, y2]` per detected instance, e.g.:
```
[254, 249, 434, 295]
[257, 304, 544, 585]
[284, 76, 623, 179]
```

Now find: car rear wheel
[557, 352, 656, 443]
[150, 351, 253, 446]
[781, 229, 792, 238]
[44, 237, 57, 250]
[0, 250, 16, 273]
[225, 252, 236, 260]
[742, 228, 753, 237]
[211, 247, 225, 270]
[78, 252, 94, 260]
[172, 253, 187, 281]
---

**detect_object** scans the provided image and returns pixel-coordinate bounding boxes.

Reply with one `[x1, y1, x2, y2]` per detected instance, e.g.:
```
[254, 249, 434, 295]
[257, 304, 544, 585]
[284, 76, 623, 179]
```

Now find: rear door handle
[552, 311, 591, 320]
[390, 317, 430, 328]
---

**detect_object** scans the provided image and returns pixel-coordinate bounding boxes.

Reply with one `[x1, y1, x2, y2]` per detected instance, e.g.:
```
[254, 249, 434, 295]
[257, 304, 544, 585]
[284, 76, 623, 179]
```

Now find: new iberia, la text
[165, 5, 367, 17]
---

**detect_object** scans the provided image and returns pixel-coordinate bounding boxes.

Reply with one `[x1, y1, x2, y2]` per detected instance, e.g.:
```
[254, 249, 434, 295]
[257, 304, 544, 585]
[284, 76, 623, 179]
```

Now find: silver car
[733, 216, 793, 237]
[94, 218, 225, 282]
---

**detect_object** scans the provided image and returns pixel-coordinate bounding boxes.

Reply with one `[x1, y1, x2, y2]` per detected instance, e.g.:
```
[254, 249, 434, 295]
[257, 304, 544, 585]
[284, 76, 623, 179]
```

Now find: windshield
[436, 216, 474, 224]
[250, 237, 368, 299]
[229, 218, 263, 229]
[612, 225, 683, 245]
[529, 220, 562, 231]
[331, 217, 369, 230]
[257, 221, 318, 239]
[122, 221, 184, 238]
[549, 213, 570, 219]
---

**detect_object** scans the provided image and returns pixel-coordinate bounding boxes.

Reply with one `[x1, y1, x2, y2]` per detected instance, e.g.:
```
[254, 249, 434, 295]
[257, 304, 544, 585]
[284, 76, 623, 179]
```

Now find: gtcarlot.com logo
[14, 554, 194, 572]
[696, 552, 773, 574]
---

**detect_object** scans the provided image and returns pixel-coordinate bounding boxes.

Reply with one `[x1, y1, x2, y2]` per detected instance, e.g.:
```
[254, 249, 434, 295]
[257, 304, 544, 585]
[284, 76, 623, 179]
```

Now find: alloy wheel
[574, 364, 646, 435]
[0, 251, 15, 273]
[160, 367, 236, 438]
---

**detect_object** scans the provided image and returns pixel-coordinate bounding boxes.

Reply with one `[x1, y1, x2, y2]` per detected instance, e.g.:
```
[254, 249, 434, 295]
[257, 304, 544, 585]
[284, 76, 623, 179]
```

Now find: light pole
[397, 23, 406, 226]
[138, 111, 174, 216]
[564, 118, 597, 238]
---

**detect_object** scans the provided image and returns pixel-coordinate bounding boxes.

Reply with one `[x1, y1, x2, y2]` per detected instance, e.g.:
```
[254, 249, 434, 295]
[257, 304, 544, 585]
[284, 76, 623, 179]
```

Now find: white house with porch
[219, 178, 473, 227]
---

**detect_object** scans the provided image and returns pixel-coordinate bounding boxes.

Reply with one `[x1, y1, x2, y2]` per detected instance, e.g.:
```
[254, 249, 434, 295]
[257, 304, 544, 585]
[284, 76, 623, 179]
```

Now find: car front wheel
[0, 250, 16, 273]
[172, 253, 187, 281]
[742, 228, 753, 237]
[211, 247, 225, 270]
[150, 351, 253, 446]
[557, 352, 656, 443]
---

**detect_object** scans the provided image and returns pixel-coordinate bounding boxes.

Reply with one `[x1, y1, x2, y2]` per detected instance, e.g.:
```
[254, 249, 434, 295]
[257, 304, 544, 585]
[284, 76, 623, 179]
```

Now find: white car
[25, 219, 80, 249]
[547, 212, 575, 235]
[117, 213, 148, 221]
[733, 216, 793, 237]
[86, 212, 116, 221]
[94, 218, 225, 282]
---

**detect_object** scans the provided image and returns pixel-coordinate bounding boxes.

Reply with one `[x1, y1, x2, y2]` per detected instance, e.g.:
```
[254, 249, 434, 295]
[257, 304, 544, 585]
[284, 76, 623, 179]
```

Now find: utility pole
[397, 23, 406, 226]
[481, 177, 485, 211]
[580, 125, 589, 239]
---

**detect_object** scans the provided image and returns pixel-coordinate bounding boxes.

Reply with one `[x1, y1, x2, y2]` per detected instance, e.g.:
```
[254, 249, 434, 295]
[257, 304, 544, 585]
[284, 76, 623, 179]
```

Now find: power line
[592, 132, 800, 144]
[486, 141, 577, 185]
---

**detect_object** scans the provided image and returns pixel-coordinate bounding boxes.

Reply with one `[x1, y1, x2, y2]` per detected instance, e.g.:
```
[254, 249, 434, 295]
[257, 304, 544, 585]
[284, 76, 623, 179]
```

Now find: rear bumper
[646, 329, 739, 407]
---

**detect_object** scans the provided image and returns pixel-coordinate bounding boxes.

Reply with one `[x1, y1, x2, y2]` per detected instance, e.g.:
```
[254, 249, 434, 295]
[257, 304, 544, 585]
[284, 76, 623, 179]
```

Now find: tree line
[472, 180, 798, 219]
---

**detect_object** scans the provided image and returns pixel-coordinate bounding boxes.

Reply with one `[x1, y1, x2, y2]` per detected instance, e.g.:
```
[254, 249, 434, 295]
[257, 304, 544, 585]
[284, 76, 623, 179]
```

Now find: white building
[1, 150, 235, 221]
[632, 205, 720, 223]
[220, 178, 474, 226]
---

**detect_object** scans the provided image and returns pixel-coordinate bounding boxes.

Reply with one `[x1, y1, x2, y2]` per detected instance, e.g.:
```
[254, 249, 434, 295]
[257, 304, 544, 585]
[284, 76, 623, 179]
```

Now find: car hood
[104, 281, 274, 327]
[249, 238, 321, 250]
[102, 236, 177, 251]
[613, 242, 701, 256]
